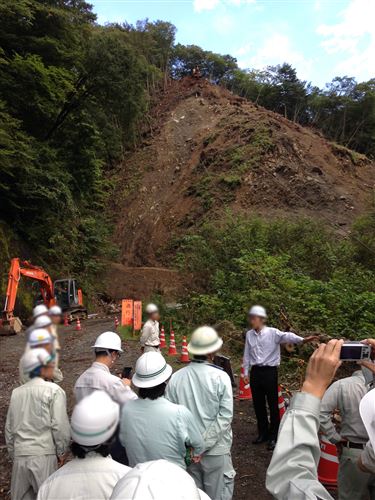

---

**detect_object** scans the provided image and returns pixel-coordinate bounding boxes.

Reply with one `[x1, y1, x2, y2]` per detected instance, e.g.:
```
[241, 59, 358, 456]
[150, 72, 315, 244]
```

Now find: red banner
[121, 299, 133, 326]
[133, 301, 142, 331]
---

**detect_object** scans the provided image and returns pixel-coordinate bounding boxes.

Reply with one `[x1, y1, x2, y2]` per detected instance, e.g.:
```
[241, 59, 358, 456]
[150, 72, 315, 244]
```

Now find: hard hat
[187, 326, 223, 356]
[21, 348, 52, 374]
[33, 304, 48, 318]
[92, 331, 123, 352]
[71, 391, 120, 446]
[28, 328, 53, 347]
[49, 305, 62, 316]
[360, 389, 375, 452]
[132, 352, 172, 388]
[146, 303, 159, 314]
[33, 315, 52, 328]
[248, 305, 267, 318]
[109, 460, 211, 500]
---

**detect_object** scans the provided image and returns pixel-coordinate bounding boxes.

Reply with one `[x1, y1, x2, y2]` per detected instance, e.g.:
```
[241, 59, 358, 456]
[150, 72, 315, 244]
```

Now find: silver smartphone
[340, 342, 371, 361]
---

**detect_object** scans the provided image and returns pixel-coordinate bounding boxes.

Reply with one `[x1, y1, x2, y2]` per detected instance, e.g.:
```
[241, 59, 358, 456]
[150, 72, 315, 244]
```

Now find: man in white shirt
[140, 303, 160, 352]
[37, 391, 130, 500]
[6, 348, 70, 500]
[243, 305, 318, 450]
[74, 331, 137, 464]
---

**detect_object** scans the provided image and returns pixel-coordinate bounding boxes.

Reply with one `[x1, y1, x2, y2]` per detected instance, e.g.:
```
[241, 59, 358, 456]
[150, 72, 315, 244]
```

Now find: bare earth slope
[109, 77, 375, 298]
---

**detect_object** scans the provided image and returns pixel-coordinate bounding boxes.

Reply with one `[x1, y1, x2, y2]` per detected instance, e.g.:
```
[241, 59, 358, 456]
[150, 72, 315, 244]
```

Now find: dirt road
[0, 318, 272, 499]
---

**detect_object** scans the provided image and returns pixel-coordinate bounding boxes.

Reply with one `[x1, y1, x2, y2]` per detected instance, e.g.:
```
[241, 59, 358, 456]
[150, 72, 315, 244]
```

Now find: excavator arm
[1, 258, 55, 334]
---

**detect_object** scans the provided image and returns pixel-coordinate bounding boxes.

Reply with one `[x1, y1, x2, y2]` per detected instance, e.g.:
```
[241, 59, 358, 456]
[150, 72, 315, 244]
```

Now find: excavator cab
[54, 278, 86, 320]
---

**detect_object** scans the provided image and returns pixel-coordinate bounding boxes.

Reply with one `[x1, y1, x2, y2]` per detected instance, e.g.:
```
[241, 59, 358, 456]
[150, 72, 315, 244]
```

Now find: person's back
[120, 396, 202, 468]
[37, 453, 130, 500]
[166, 361, 233, 454]
[7, 377, 68, 457]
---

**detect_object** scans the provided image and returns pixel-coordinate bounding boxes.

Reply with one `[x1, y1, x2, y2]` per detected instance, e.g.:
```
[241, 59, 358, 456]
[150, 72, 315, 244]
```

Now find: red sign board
[121, 299, 133, 326]
[133, 301, 142, 331]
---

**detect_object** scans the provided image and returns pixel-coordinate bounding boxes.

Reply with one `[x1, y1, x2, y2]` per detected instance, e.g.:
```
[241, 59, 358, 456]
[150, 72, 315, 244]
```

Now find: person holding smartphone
[243, 305, 318, 450]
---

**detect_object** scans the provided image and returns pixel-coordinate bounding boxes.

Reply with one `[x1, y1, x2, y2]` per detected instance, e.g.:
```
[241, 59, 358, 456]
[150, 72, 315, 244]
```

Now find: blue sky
[90, 0, 374, 87]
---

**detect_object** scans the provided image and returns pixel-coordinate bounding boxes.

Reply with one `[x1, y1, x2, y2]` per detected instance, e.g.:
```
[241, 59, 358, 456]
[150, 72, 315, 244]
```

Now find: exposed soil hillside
[109, 77, 375, 298]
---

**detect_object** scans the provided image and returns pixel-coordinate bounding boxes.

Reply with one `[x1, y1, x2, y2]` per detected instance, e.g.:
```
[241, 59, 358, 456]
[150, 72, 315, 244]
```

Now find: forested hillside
[1, 0, 374, 331]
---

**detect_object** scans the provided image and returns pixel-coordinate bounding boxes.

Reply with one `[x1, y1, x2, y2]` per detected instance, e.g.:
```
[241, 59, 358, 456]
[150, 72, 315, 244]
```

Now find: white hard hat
[188, 326, 223, 356]
[132, 352, 172, 388]
[109, 460, 211, 500]
[33, 314, 52, 328]
[71, 391, 120, 446]
[92, 331, 123, 352]
[33, 304, 48, 318]
[21, 348, 52, 374]
[29, 328, 53, 347]
[146, 303, 158, 314]
[360, 389, 375, 451]
[248, 305, 267, 318]
[49, 305, 62, 316]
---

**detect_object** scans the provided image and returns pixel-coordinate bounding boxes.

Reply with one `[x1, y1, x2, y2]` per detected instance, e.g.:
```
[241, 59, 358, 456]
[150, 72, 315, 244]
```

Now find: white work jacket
[74, 361, 137, 405]
[37, 453, 130, 499]
[140, 319, 160, 347]
[166, 361, 233, 456]
[5, 377, 70, 458]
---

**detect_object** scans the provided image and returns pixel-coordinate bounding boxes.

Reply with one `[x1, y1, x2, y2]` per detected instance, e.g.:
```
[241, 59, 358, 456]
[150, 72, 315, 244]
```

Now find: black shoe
[267, 439, 276, 451]
[252, 435, 268, 444]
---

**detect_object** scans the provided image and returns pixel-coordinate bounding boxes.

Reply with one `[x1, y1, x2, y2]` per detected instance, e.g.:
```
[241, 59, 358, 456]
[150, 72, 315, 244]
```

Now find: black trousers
[250, 365, 280, 440]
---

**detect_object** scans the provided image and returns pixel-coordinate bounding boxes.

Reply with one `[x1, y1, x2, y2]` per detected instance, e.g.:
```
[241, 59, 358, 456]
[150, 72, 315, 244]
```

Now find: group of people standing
[4, 301, 375, 500]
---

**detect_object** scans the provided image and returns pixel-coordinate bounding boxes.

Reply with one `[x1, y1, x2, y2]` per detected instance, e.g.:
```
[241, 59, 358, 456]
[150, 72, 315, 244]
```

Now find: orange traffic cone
[64, 314, 69, 326]
[160, 325, 166, 349]
[237, 365, 252, 400]
[318, 436, 339, 488]
[114, 316, 119, 330]
[278, 386, 286, 418]
[168, 329, 177, 356]
[180, 336, 189, 363]
[75, 318, 82, 331]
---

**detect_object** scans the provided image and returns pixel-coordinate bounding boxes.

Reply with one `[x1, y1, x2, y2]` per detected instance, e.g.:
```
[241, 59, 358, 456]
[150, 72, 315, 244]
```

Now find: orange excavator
[1, 258, 87, 335]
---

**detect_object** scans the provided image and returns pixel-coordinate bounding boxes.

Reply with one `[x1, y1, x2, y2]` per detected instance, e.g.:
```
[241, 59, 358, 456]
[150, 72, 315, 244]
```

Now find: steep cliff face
[107, 77, 375, 298]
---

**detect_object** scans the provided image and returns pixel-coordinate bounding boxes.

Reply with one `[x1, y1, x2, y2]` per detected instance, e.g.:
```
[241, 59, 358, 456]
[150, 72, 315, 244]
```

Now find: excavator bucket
[0, 316, 23, 336]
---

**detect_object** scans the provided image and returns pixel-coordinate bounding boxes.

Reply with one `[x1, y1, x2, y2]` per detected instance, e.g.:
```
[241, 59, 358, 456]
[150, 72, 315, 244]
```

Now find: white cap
[49, 305, 62, 316]
[33, 315, 52, 328]
[248, 305, 267, 318]
[33, 304, 48, 318]
[187, 326, 223, 356]
[71, 391, 120, 446]
[21, 348, 52, 374]
[146, 303, 158, 314]
[29, 328, 53, 347]
[360, 389, 375, 451]
[92, 331, 123, 352]
[109, 460, 211, 500]
[132, 352, 172, 388]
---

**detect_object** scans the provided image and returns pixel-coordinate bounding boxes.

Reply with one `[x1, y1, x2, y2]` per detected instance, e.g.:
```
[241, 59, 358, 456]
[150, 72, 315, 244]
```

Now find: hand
[192, 455, 202, 464]
[362, 339, 375, 359]
[302, 339, 343, 399]
[243, 377, 249, 386]
[122, 378, 131, 387]
[57, 453, 68, 467]
[302, 335, 320, 344]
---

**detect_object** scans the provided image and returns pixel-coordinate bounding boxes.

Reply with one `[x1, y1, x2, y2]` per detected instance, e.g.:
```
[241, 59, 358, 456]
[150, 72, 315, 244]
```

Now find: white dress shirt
[243, 327, 303, 375]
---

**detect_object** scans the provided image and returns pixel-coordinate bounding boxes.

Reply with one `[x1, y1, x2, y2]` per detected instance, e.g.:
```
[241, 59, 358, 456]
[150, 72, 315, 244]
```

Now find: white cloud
[235, 42, 252, 56]
[213, 13, 236, 34]
[194, 0, 255, 12]
[317, 0, 375, 80]
[238, 33, 313, 80]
